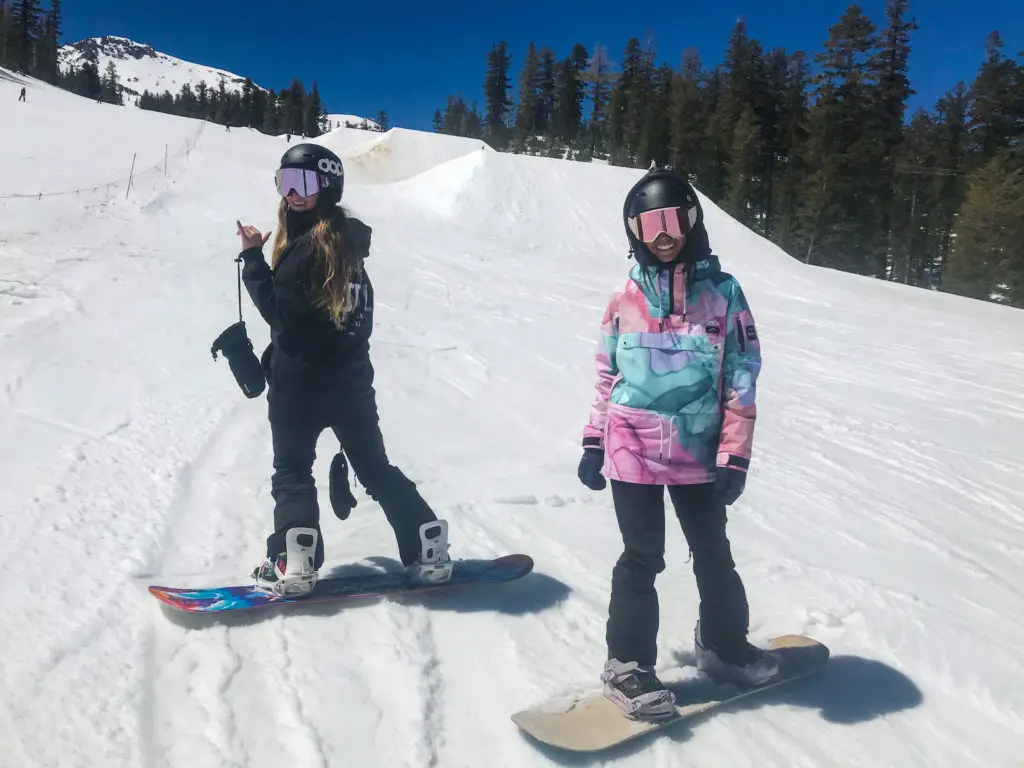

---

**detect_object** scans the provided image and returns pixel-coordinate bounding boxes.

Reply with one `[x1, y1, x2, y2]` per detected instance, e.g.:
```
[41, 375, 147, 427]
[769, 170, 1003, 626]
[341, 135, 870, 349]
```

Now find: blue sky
[64, 0, 1021, 131]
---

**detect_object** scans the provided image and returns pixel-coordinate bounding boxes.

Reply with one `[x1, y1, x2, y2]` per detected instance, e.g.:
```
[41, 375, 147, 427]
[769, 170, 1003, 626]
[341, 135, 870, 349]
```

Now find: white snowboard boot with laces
[252, 527, 320, 598]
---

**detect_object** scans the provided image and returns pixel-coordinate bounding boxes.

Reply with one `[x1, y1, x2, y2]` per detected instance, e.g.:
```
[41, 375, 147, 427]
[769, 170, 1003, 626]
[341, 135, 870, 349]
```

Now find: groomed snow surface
[2, 69, 1023, 768]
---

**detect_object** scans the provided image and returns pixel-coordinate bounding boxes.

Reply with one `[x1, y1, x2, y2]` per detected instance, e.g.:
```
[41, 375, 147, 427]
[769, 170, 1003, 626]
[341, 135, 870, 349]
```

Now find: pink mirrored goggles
[275, 168, 329, 198]
[630, 206, 693, 242]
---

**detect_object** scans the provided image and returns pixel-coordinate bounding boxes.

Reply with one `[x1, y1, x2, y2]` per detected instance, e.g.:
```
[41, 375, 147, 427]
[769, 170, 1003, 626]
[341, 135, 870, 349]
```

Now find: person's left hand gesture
[237, 220, 271, 251]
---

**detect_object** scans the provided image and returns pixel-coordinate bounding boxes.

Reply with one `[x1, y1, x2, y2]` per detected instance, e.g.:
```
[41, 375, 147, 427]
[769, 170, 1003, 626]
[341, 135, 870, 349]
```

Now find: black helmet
[278, 143, 345, 205]
[622, 167, 706, 267]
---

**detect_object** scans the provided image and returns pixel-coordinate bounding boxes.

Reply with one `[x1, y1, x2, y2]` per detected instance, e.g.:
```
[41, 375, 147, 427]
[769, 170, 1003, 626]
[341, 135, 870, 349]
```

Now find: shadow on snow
[150, 558, 572, 631]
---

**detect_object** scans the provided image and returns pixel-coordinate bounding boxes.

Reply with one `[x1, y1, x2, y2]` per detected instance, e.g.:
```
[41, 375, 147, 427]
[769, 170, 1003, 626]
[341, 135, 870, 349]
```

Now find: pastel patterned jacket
[582, 255, 761, 485]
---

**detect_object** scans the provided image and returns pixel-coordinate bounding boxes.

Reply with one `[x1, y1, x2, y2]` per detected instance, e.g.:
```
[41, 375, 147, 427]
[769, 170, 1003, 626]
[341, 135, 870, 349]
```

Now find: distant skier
[577, 166, 779, 719]
[234, 143, 453, 597]
[18, 87, 26, 102]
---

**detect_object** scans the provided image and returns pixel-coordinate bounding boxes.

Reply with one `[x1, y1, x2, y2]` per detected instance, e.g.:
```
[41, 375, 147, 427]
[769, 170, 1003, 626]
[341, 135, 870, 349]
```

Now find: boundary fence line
[0, 120, 207, 201]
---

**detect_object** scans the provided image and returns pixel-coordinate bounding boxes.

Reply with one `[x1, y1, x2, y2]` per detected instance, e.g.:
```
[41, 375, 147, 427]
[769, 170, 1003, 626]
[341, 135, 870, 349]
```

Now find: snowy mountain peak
[58, 36, 263, 101]
[61, 35, 159, 63]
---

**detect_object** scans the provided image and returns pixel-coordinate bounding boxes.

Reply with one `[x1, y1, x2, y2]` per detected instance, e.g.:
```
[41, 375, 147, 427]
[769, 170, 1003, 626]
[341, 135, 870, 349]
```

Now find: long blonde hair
[270, 199, 362, 329]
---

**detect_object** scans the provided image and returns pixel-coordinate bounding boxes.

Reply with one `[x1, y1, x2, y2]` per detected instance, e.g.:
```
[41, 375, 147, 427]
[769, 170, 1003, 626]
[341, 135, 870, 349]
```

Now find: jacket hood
[629, 253, 722, 288]
[285, 209, 372, 260]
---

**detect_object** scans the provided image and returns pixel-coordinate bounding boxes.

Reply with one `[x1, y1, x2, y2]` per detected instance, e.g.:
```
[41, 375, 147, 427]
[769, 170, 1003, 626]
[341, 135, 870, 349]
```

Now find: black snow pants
[265, 353, 436, 568]
[606, 479, 750, 668]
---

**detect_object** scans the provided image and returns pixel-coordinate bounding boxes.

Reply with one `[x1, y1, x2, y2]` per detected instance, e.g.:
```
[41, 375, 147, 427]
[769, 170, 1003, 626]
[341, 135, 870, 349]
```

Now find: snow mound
[328, 127, 489, 185]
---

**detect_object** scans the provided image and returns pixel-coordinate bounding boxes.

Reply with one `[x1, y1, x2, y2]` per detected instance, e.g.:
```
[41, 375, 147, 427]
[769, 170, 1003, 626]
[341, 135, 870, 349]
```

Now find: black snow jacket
[240, 210, 374, 373]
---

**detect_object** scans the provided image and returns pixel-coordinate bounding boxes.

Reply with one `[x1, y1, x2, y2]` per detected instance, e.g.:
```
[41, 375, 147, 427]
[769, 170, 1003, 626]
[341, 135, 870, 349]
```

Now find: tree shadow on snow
[516, 651, 923, 766]
[150, 557, 572, 632]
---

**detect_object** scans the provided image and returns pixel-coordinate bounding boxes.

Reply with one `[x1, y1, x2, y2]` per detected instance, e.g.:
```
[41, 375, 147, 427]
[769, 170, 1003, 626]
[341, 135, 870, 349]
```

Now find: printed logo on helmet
[318, 158, 343, 177]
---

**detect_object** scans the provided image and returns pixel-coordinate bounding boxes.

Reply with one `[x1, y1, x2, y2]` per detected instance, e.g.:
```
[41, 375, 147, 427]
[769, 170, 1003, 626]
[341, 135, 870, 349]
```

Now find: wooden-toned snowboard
[511, 634, 829, 753]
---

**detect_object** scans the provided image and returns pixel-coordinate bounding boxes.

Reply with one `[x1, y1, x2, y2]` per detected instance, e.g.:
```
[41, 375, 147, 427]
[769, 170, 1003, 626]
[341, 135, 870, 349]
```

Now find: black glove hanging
[210, 255, 266, 399]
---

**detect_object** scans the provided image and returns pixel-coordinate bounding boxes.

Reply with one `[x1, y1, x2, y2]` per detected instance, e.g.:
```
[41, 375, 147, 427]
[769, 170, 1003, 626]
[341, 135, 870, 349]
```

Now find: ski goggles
[274, 168, 329, 198]
[628, 206, 694, 242]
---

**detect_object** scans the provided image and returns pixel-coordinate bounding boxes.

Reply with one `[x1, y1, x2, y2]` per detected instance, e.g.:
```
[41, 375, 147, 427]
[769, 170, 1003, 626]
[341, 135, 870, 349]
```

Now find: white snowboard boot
[694, 620, 780, 686]
[601, 659, 677, 720]
[406, 520, 453, 584]
[252, 527, 320, 597]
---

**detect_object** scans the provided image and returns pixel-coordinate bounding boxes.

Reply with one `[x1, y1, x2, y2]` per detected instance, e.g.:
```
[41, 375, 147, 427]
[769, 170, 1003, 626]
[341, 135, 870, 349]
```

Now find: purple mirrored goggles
[274, 168, 329, 198]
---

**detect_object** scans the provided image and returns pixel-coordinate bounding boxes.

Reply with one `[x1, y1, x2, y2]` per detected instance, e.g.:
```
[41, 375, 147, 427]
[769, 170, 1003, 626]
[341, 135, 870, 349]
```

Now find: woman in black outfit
[236, 143, 453, 597]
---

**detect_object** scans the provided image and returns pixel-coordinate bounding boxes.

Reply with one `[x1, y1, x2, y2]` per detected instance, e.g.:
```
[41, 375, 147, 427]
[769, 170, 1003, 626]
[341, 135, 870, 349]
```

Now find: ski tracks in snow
[142, 400, 453, 768]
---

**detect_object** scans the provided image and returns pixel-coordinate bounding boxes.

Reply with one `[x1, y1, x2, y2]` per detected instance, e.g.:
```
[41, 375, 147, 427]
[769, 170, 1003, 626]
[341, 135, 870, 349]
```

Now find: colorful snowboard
[149, 553, 533, 614]
[511, 634, 829, 753]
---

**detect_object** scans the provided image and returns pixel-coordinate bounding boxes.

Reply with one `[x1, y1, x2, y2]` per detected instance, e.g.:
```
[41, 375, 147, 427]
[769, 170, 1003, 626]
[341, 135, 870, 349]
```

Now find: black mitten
[210, 321, 266, 399]
[260, 343, 272, 382]
[344, 218, 372, 258]
[329, 451, 357, 520]
[714, 466, 747, 505]
[577, 448, 607, 491]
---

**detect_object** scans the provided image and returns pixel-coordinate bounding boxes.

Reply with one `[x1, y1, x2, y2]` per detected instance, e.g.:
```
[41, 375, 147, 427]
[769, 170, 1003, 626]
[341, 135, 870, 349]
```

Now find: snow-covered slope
[58, 36, 260, 100]
[2, 70, 1024, 768]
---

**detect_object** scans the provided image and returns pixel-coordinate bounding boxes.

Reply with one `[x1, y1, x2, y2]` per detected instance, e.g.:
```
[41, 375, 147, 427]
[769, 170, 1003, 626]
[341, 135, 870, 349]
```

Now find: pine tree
[727, 104, 761, 226]
[262, 91, 280, 134]
[214, 80, 230, 125]
[667, 48, 705, 176]
[281, 79, 305, 135]
[78, 46, 102, 100]
[482, 41, 512, 148]
[240, 77, 256, 127]
[721, 18, 767, 130]
[303, 80, 326, 136]
[375, 110, 390, 131]
[550, 43, 589, 150]
[967, 32, 1021, 165]
[800, 5, 881, 273]
[929, 81, 970, 284]
[889, 109, 937, 285]
[699, 67, 730, 199]
[514, 42, 540, 140]
[432, 109, 443, 132]
[638, 62, 673, 167]
[31, 0, 58, 83]
[870, 0, 918, 279]
[534, 47, 557, 135]
[583, 43, 613, 158]
[607, 37, 647, 164]
[101, 60, 122, 104]
[11, 0, 41, 73]
[767, 51, 811, 250]
[438, 94, 483, 138]
[944, 153, 1024, 304]
[0, 1, 11, 70]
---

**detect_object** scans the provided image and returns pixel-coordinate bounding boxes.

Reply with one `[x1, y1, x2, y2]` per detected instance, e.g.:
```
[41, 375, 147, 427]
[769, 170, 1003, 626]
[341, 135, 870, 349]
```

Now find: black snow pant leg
[331, 377, 437, 567]
[668, 483, 750, 652]
[606, 480, 667, 668]
[266, 396, 326, 568]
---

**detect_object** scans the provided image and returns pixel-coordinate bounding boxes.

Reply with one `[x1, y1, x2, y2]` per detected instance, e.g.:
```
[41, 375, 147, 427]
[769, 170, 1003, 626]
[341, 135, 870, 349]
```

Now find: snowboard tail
[150, 554, 533, 614]
[511, 634, 829, 753]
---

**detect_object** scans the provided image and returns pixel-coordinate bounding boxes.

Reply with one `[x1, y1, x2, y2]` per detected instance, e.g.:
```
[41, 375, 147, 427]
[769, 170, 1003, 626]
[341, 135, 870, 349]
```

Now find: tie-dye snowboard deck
[149, 553, 533, 614]
[511, 634, 829, 753]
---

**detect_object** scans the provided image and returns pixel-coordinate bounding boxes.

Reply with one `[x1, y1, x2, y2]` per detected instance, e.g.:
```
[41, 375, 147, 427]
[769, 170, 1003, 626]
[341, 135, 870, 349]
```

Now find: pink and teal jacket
[582, 255, 761, 485]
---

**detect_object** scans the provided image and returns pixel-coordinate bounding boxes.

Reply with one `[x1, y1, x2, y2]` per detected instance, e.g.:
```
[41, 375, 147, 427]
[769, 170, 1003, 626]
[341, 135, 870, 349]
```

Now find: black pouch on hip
[211, 320, 265, 398]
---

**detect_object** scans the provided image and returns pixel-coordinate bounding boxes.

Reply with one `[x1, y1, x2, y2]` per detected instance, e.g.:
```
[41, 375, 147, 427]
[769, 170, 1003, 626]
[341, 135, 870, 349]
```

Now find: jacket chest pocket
[619, 331, 721, 376]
